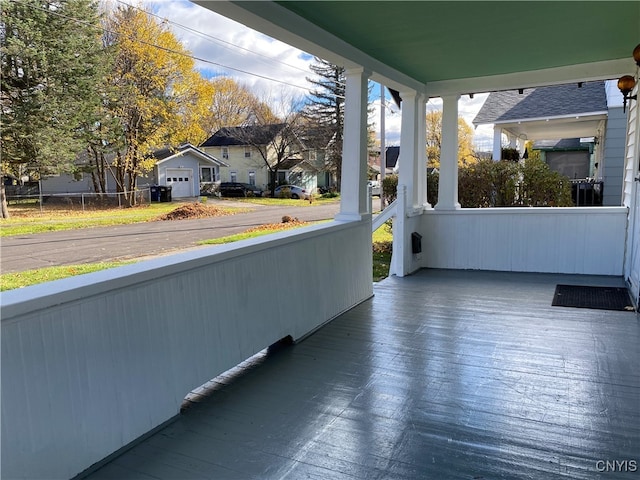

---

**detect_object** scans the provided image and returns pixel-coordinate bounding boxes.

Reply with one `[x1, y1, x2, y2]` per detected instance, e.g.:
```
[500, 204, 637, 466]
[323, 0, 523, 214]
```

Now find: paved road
[1, 201, 341, 273]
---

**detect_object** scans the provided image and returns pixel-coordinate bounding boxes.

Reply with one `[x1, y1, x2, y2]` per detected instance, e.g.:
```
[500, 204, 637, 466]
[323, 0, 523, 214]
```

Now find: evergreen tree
[303, 57, 345, 189]
[0, 0, 107, 217]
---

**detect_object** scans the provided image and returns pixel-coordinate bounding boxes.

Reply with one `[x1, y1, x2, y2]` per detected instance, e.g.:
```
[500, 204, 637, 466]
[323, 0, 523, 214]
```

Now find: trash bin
[159, 185, 172, 202]
[150, 185, 161, 202]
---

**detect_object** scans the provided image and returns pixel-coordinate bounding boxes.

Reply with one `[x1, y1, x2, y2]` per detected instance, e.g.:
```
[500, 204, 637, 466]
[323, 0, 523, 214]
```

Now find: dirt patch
[156, 202, 234, 221]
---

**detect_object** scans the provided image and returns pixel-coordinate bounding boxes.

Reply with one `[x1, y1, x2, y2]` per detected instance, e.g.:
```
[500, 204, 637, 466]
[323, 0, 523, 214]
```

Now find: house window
[248, 171, 256, 186]
[230, 171, 237, 182]
[244, 147, 251, 158]
[202, 167, 219, 183]
[309, 149, 317, 162]
[276, 171, 288, 185]
[201, 167, 213, 183]
[221, 147, 229, 159]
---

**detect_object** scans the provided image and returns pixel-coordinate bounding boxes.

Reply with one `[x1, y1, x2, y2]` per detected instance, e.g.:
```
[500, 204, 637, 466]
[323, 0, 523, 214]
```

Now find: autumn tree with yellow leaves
[425, 110, 476, 168]
[103, 6, 214, 203]
[203, 77, 274, 135]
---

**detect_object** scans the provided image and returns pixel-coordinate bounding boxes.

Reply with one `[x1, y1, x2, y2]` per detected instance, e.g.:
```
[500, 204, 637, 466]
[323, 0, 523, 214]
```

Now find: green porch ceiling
[276, 1, 640, 84]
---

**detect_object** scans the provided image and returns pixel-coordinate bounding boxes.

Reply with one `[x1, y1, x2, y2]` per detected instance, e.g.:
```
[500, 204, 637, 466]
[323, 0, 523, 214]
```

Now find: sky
[113, 0, 494, 149]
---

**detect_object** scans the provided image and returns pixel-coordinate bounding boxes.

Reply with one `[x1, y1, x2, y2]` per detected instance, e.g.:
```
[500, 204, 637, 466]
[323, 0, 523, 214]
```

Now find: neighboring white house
[473, 80, 626, 206]
[200, 124, 319, 192]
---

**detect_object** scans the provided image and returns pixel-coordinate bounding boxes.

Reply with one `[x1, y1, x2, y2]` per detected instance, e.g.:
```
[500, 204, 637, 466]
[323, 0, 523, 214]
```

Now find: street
[1, 201, 341, 273]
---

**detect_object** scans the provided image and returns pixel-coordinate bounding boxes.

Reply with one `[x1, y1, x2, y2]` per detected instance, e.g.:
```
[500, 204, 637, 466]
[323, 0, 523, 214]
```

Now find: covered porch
[2, 2, 640, 479]
[85, 269, 639, 480]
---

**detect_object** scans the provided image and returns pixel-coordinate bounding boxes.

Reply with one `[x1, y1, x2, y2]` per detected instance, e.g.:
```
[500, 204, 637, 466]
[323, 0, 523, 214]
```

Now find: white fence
[1, 219, 373, 479]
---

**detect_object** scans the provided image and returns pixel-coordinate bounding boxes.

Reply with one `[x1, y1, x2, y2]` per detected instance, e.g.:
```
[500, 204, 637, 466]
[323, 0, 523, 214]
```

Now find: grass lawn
[1, 262, 133, 291]
[373, 251, 392, 282]
[1, 201, 248, 237]
[372, 222, 393, 282]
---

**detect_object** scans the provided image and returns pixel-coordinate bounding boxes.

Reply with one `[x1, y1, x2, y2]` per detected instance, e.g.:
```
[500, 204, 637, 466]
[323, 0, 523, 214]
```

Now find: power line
[113, 0, 347, 93]
[114, 0, 314, 78]
[8, 0, 329, 96]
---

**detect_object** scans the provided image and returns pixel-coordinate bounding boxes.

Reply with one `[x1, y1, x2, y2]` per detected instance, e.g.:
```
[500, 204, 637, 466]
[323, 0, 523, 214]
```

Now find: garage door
[165, 168, 193, 198]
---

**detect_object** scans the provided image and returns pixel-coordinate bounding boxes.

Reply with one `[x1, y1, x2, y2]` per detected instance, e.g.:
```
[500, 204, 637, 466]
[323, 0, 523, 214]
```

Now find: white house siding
[1, 220, 373, 480]
[202, 146, 270, 188]
[288, 168, 318, 192]
[602, 106, 627, 205]
[420, 207, 626, 275]
[623, 83, 640, 304]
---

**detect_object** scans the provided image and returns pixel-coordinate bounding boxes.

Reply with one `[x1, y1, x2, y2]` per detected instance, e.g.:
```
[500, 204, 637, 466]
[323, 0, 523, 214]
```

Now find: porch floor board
[86, 269, 639, 480]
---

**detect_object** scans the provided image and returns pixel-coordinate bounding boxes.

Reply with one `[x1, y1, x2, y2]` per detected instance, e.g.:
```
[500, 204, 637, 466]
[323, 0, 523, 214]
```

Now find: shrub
[321, 191, 339, 199]
[458, 161, 493, 207]
[520, 158, 573, 206]
[278, 187, 292, 199]
[491, 160, 519, 206]
[382, 174, 398, 203]
[427, 159, 573, 208]
[427, 170, 438, 206]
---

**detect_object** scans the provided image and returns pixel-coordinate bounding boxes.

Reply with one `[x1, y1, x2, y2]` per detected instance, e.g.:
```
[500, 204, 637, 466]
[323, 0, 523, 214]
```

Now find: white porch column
[397, 89, 420, 212]
[417, 93, 431, 209]
[435, 94, 461, 210]
[492, 126, 502, 161]
[336, 67, 370, 222]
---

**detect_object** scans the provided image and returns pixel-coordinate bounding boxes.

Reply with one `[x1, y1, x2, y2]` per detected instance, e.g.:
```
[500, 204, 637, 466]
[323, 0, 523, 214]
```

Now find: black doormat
[552, 284, 635, 312]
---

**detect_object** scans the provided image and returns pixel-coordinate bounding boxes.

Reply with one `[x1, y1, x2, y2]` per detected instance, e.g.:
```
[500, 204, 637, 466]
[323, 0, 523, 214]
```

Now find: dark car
[218, 182, 263, 197]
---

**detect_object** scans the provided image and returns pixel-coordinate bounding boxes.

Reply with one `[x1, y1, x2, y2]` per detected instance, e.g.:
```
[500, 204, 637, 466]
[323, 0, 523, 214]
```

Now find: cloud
[117, 0, 314, 104]
[369, 91, 493, 148]
[157, 1, 313, 101]
[114, 0, 494, 149]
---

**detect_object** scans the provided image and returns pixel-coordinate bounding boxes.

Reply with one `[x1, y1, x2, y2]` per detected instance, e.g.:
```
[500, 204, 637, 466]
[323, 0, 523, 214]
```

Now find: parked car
[368, 180, 381, 197]
[273, 185, 310, 200]
[218, 182, 263, 197]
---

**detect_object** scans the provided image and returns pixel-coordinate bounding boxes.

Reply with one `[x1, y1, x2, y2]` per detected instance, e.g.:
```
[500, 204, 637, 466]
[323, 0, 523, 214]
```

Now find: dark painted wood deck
[86, 270, 639, 480]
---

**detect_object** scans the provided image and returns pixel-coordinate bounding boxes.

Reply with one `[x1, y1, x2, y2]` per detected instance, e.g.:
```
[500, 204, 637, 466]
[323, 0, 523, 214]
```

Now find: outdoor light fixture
[618, 75, 637, 113]
[616, 44, 640, 113]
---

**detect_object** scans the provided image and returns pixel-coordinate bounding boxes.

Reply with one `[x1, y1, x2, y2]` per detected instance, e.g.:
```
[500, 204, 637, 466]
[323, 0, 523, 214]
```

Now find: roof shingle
[473, 81, 607, 125]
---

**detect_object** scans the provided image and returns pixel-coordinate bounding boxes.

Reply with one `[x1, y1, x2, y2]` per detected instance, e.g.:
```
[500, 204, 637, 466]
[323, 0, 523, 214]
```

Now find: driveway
[1, 201, 341, 273]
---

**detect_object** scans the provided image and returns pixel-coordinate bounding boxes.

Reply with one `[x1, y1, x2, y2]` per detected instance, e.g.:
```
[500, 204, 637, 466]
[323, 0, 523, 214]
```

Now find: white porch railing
[372, 198, 397, 232]
[419, 207, 627, 275]
[1, 220, 374, 479]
